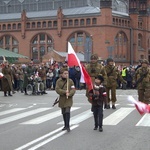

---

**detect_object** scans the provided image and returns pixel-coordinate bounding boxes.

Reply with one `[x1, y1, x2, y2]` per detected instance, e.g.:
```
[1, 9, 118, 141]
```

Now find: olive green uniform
[85, 54, 107, 107]
[104, 64, 125, 105]
[133, 64, 150, 104]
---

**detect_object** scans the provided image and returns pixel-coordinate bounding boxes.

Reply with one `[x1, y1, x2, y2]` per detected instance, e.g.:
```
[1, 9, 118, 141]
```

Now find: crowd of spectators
[0, 60, 141, 93]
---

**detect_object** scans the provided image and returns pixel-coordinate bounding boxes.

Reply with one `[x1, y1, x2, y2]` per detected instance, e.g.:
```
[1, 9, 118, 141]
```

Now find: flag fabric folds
[68, 42, 93, 92]
[128, 96, 150, 115]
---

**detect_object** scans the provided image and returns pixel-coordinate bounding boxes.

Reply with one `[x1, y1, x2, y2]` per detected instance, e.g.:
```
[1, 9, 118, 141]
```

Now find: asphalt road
[0, 89, 150, 150]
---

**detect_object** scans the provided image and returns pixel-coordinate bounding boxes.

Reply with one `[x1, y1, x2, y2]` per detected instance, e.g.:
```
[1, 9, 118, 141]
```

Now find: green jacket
[104, 65, 125, 87]
[55, 78, 76, 108]
[133, 67, 150, 89]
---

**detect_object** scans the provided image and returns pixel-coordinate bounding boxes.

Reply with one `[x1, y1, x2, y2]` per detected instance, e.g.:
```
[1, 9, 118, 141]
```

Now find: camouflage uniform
[104, 58, 126, 109]
[133, 59, 150, 104]
[86, 54, 108, 108]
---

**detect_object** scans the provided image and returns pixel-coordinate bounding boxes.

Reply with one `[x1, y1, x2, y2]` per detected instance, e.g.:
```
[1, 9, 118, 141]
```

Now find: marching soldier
[133, 59, 150, 104]
[104, 58, 127, 109]
[55, 67, 76, 132]
[86, 54, 108, 109]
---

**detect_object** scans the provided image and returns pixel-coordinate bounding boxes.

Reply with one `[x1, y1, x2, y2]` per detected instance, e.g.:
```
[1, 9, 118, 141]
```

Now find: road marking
[58, 109, 93, 125]
[0, 108, 51, 125]
[103, 107, 135, 125]
[21, 107, 80, 124]
[15, 125, 79, 150]
[0, 108, 27, 116]
[136, 114, 150, 127]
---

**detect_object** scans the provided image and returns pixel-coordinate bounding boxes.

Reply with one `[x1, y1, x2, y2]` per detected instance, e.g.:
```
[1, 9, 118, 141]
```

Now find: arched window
[13, 24, 17, 29]
[114, 31, 128, 61]
[7, 24, 11, 30]
[31, 33, 53, 61]
[3, 24, 6, 30]
[42, 21, 46, 28]
[68, 31, 92, 62]
[26, 23, 30, 28]
[86, 18, 91, 25]
[0, 35, 19, 54]
[80, 19, 84, 26]
[18, 23, 21, 29]
[92, 18, 97, 24]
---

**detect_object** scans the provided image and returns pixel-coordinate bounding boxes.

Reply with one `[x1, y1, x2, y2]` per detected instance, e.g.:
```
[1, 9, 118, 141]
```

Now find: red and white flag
[128, 96, 150, 115]
[0, 72, 4, 79]
[68, 42, 93, 92]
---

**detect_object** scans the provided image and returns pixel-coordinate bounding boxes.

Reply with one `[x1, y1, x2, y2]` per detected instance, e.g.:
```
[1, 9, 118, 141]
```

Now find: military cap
[106, 58, 114, 64]
[141, 59, 149, 64]
[95, 75, 104, 82]
[60, 67, 68, 74]
[90, 54, 98, 60]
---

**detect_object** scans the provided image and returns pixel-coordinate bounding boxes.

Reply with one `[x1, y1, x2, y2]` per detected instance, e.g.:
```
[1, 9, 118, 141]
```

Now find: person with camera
[89, 75, 107, 132]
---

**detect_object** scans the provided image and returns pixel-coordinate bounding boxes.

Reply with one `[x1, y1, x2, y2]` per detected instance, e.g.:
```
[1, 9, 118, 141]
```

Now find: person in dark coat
[89, 75, 107, 132]
[55, 67, 76, 132]
[1, 61, 15, 96]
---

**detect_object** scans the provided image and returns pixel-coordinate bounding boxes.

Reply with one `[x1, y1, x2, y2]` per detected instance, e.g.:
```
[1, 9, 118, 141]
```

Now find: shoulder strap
[61, 80, 67, 89]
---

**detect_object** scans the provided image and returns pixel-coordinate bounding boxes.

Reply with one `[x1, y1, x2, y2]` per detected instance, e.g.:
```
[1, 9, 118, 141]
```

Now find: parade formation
[0, 43, 150, 134]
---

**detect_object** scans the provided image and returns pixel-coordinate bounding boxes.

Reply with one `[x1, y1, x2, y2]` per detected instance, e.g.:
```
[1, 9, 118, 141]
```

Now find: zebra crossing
[0, 106, 150, 127]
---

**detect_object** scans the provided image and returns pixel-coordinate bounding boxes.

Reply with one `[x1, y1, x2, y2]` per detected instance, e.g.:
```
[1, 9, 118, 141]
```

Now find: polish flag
[68, 42, 93, 92]
[128, 96, 150, 115]
[0, 72, 4, 79]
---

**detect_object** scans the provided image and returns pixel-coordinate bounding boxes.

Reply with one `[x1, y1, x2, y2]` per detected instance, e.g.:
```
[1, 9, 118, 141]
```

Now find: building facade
[0, 0, 149, 65]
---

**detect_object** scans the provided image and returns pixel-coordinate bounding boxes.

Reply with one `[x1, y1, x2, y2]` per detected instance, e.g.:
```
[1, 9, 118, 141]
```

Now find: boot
[8, 91, 12, 96]
[112, 104, 116, 109]
[99, 126, 103, 132]
[4, 92, 7, 97]
[62, 114, 67, 131]
[65, 113, 70, 132]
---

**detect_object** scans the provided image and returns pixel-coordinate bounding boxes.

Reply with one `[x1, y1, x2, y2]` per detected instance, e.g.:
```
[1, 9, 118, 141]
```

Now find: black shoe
[93, 127, 98, 130]
[104, 104, 110, 109]
[66, 127, 70, 132]
[4, 94, 7, 97]
[62, 127, 67, 131]
[12, 91, 16, 94]
[112, 105, 116, 109]
[24, 93, 28, 95]
[8, 94, 12, 96]
[107, 104, 110, 109]
[99, 127, 103, 132]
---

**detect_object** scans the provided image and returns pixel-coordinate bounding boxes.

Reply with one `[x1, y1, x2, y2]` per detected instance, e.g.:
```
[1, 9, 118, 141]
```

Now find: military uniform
[104, 58, 126, 109]
[133, 59, 150, 104]
[1, 61, 15, 96]
[86, 54, 108, 108]
[89, 75, 106, 132]
[55, 68, 76, 132]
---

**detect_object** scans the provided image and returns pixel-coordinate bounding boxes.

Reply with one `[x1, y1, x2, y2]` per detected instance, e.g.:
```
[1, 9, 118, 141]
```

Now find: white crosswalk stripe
[0, 108, 51, 124]
[0, 106, 149, 127]
[21, 107, 80, 124]
[0, 108, 27, 116]
[136, 114, 150, 127]
[103, 107, 135, 125]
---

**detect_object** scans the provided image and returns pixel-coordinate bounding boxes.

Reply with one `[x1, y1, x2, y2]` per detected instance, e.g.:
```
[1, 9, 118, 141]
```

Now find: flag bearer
[55, 67, 76, 132]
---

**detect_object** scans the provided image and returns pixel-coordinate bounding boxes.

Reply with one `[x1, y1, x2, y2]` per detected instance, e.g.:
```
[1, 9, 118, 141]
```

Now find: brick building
[0, 0, 149, 65]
